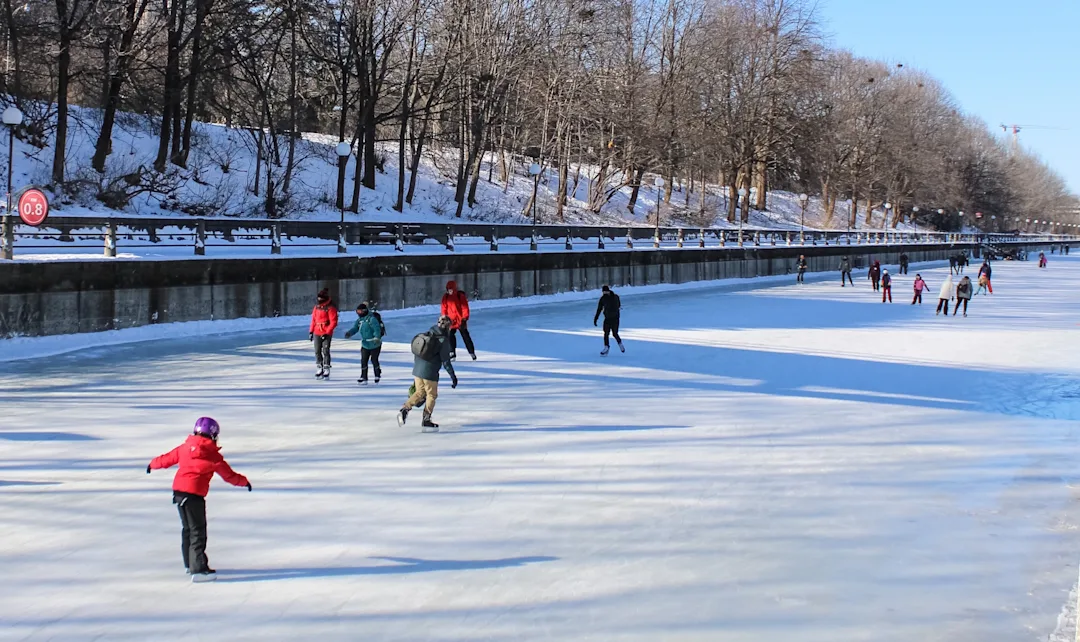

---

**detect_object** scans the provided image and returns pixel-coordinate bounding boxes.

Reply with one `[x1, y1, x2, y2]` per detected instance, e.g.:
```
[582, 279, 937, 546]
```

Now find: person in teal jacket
[344, 302, 385, 384]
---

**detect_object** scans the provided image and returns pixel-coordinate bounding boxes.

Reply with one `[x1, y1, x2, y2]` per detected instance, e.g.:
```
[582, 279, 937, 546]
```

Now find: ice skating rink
[3, 256, 1080, 641]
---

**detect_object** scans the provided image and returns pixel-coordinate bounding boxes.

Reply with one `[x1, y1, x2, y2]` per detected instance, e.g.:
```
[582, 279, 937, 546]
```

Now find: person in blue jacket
[344, 302, 386, 384]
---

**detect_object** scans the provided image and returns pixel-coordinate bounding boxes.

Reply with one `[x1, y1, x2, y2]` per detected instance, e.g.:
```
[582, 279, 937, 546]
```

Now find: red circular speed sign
[17, 188, 49, 226]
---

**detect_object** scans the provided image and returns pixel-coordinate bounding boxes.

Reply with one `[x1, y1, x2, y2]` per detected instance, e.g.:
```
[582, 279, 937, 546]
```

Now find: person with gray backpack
[398, 315, 458, 432]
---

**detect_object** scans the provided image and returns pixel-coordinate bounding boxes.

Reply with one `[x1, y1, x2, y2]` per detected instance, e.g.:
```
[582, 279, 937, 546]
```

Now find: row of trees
[4, 0, 1076, 226]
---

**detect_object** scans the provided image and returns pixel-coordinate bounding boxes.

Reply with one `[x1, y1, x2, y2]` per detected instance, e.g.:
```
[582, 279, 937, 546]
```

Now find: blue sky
[818, 0, 1080, 194]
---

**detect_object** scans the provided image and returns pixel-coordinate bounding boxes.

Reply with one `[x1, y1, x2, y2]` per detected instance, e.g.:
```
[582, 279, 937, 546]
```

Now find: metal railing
[2, 215, 1075, 259]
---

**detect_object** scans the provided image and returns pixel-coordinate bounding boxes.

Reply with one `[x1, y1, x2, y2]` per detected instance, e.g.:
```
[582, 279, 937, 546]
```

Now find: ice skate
[190, 568, 216, 583]
[618, 341, 625, 353]
[315, 367, 325, 379]
[357, 377, 368, 385]
[470, 353, 477, 361]
[320, 367, 330, 380]
[600, 346, 610, 356]
[397, 407, 409, 427]
[421, 415, 439, 433]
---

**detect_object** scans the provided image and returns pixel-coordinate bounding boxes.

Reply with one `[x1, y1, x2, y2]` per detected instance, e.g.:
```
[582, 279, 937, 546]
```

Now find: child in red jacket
[440, 281, 476, 360]
[309, 288, 339, 379]
[147, 417, 250, 581]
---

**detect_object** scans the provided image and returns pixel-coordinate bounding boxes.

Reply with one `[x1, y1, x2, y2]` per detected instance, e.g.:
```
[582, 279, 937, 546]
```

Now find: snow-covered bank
[12, 104, 923, 233]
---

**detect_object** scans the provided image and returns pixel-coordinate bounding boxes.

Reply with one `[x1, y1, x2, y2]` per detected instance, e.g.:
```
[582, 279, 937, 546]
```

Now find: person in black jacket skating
[898, 252, 909, 275]
[594, 286, 623, 356]
[796, 255, 808, 283]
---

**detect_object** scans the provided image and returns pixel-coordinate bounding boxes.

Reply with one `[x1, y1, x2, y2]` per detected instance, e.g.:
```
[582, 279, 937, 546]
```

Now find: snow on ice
[2, 257, 1080, 641]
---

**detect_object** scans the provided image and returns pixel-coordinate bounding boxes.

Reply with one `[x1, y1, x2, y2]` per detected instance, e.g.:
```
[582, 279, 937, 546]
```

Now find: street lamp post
[911, 206, 919, 238]
[1, 104, 22, 260]
[654, 176, 665, 247]
[737, 187, 747, 247]
[335, 141, 351, 225]
[529, 163, 541, 226]
[798, 193, 808, 245]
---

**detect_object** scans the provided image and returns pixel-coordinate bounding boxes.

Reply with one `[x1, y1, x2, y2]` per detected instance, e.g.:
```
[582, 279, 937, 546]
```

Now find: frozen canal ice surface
[2, 257, 1080, 641]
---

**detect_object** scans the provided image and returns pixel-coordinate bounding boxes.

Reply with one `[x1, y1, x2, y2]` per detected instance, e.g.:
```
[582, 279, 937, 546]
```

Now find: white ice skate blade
[421, 426, 440, 433]
[191, 573, 217, 583]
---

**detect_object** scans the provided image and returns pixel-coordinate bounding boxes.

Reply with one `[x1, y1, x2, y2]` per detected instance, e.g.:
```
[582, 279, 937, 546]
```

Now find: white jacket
[938, 276, 954, 300]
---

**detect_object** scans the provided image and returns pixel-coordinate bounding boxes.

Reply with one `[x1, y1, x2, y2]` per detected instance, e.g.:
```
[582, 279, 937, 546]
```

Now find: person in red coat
[309, 288, 339, 379]
[441, 280, 476, 360]
[147, 417, 250, 580]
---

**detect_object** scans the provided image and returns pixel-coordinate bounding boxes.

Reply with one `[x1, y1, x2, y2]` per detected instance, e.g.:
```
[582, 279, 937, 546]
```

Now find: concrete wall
[0, 241, 1058, 338]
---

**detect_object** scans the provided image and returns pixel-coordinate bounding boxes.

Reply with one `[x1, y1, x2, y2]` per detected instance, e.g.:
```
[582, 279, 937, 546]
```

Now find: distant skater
[594, 285, 624, 356]
[949, 255, 958, 275]
[936, 274, 954, 316]
[839, 256, 854, 286]
[344, 302, 386, 384]
[899, 252, 909, 275]
[1038, 252, 1048, 268]
[309, 289, 339, 379]
[954, 275, 972, 317]
[912, 273, 928, 305]
[796, 255, 808, 283]
[978, 260, 993, 294]
[147, 417, 251, 582]
[881, 269, 892, 302]
[869, 260, 881, 292]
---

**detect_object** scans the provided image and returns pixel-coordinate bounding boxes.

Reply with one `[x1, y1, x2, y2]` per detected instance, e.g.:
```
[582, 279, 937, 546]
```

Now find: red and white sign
[17, 188, 48, 226]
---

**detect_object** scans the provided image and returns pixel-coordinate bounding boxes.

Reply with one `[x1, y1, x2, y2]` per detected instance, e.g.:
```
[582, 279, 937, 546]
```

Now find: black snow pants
[174, 491, 209, 573]
[912, 291, 922, 305]
[797, 269, 806, 283]
[603, 316, 622, 347]
[361, 346, 382, 380]
[842, 271, 853, 286]
[314, 335, 332, 369]
[936, 298, 950, 315]
[450, 320, 476, 357]
[954, 299, 969, 315]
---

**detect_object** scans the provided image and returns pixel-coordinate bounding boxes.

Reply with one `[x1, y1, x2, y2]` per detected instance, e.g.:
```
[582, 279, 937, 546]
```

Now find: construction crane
[1000, 124, 1066, 150]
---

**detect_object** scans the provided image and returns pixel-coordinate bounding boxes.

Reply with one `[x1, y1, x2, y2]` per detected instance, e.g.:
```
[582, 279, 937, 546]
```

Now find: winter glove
[451, 377, 459, 389]
[308, 332, 314, 341]
[246, 482, 252, 492]
[146, 464, 151, 474]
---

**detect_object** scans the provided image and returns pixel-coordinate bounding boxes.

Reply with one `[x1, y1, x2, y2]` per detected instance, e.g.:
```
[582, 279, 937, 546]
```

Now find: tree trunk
[626, 166, 643, 215]
[179, 0, 211, 168]
[282, 1, 297, 195]
[52, 0, 73, 185]
[155, 0, 184, 172]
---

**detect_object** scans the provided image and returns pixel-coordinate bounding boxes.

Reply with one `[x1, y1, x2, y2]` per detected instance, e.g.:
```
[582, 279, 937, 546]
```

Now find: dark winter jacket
[839, 258, 851, 273]
[978, 262, 992, 278]
[345, 311, 385, 349]
[149, 434, 249, 497]
[899, 253, 909, 267]
[796, 257, 808, 273]
[881, 273, 892, 287]
[412, 324, 456, 382]
[440, 281, 470, 329]
[594, 291, 621, 324]
[869, 263, 881, 281]
[956, 278, 973, 300]
[310, 300, 339, 337]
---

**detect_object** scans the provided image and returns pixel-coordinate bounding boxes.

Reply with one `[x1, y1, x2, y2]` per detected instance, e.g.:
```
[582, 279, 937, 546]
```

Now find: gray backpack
[410, 332, 441, 360]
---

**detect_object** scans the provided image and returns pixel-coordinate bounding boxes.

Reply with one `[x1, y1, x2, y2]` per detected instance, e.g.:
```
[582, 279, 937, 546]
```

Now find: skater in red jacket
[147, 417, 251, 581]
[309, 288, 338, 379]
[441, 280, 476, 360]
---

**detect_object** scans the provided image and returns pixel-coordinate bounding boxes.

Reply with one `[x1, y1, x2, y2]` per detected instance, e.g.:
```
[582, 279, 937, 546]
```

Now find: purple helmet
[193, 417, 220, 439]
